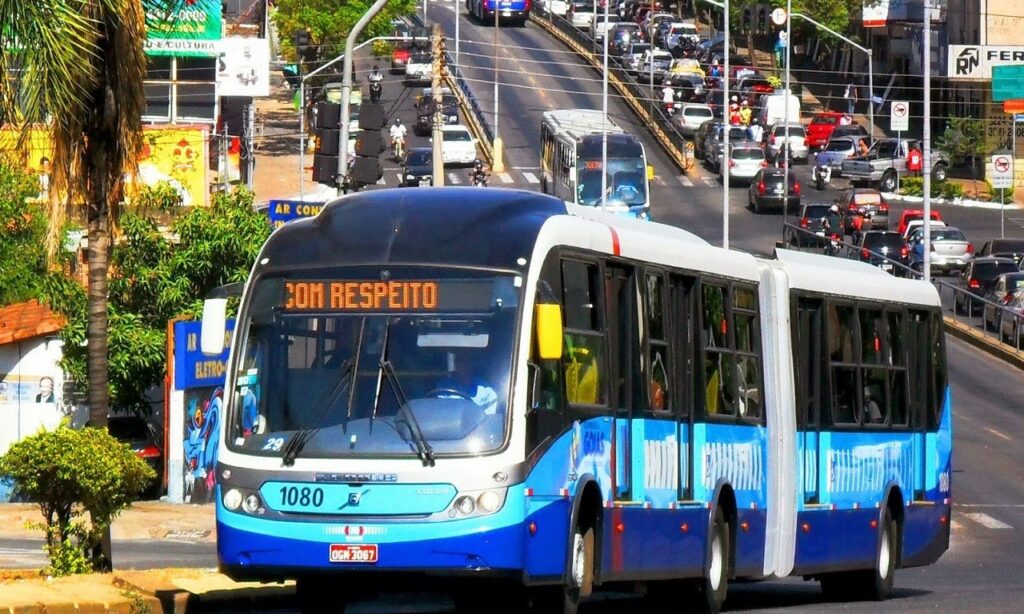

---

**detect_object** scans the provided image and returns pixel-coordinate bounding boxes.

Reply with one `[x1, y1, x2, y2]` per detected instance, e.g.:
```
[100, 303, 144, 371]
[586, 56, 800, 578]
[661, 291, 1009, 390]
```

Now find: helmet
[474, 159, 483, 169]
[395, 118, 401, 125]
[830, 204, 840, 213]
[731, 95, 738, 102]
[373, 65, 379, 71]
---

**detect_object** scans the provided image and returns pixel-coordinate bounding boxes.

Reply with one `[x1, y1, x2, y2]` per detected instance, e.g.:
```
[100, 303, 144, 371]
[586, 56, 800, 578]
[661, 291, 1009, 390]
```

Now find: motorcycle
[392, 135, 405, 159]
[813, 163, 831, 190]
[470, 170, 489, 187]
[369, 80, 382, 104]
[824, 232, 842, 257]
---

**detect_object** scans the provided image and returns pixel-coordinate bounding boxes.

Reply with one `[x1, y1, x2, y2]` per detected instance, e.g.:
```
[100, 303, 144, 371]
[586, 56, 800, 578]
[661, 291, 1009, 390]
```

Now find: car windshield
[227, 267, 520, 459]
[873, 141, 899, 157]
[732, 148, 764, 161]
[973, 261, 1020, 280]
[443, 130, 472, 142]
[852, 192, 882, 205]
[577, 157, 648, 207]
[684, 108, 713, 119]
[812, 115, 839, 125]
[932, 229, 966, 241]
[989, 240, 1024, 253]
[825, 139, 853, 152]
[776, 125, 805, 137]
[864, 233, 904, 249]
[802, 205, 830, 219]
[108, 418, 151, 441]
[629, 44, 651, 54]
[726, 127, 749, 141]
[406, 150, 431, 166]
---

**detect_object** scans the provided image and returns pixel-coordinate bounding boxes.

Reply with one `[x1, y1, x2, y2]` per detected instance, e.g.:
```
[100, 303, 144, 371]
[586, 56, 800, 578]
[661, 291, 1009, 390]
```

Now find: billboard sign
[216, 37, 271, 97]
[267, 199, 327, 229]
[144, 0, 222, 57]
[173, 320, 235, 390]
[136, 126, 210, 207]
[948, 45, 1024, 80]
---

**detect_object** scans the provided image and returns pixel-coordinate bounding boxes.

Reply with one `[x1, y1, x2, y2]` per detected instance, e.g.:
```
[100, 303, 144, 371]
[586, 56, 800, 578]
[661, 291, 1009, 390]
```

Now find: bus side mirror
[201, 298, 228, 355]
[647, 164, 655, 180]
[535, 304, 563, 360]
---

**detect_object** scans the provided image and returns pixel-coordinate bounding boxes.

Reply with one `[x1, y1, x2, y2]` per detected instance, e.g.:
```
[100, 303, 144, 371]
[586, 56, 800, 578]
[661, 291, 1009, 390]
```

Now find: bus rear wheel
[820, 507, 897, 602]
[697, 507, 729, 613]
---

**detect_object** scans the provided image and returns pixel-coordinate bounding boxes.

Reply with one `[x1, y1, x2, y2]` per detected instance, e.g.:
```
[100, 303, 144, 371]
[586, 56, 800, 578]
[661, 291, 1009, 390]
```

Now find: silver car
[908, 225, 973, 275]
[676, 103, 714, 138]
[817, 137, 856, 175]
[719, 141, 767, 184]
[767, 123, 809, 162]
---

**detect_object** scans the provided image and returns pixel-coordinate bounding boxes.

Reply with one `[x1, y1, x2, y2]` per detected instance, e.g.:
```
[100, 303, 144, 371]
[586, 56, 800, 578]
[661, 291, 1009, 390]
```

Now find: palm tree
[0, 0, 176, 569]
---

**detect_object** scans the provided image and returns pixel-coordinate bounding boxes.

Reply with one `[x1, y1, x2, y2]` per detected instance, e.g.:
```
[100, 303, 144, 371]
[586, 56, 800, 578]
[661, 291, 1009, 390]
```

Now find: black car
[955, 257, 1021, 315]
[415, 95, 459, 135]
[784, 202, 832, 247]
[858, 231, 909, 275]
[977, 238, 1024, 264]
[693, 120, 720, 158]
[107, 415, 163, 498]
[747, 168, 801, 214]
[402, 147, 433, 186]
[840, 187, 890, 232]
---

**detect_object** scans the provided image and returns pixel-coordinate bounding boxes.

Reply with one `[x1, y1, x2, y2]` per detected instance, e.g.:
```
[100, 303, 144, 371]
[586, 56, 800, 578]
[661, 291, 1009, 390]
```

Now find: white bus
[540, 109, 651, 219]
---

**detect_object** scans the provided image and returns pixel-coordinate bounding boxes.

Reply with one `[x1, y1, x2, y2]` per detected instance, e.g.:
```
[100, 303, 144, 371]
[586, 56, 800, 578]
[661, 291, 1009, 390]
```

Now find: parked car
[675, 103, 714, 137]
[784, 202, 832, 247]
[896, 208, 943, 235]
[748, 167, 802, 214]
[908, 225, 973, 276]
[842, 138, 950, 192]
[858, 231, 910, 275]
[106, 415, 163, 498]
[437, 124, 478, 165]
[765, 122, 809, 162]
[998, 288, 1024, 346]
[976, 238, 1024, 264]
[720, 141, 767, 184]
[955, 257, 1021, 315]
[805, 111, 847, 149]
[983, 272, 1024, 331]
[402, 147, 433, 187]
[840, 187, 890, 231]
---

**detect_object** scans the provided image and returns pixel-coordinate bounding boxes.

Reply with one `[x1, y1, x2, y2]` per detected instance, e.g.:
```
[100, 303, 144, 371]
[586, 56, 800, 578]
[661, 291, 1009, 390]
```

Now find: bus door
[606, 263, 640, 504]
[669, 274, 696, 502]
[794, 299, 825, 504]
[906, 310, 930, 500]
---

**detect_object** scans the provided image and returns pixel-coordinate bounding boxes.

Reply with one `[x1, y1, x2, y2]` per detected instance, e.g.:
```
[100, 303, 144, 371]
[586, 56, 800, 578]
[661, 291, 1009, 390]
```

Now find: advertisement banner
[0, 126, 52, 172]
[144, 0, 222, 57]
[216, 37, 271, 98]
[172, 320, 235, 390]
[267, 199, 327, 229]
[137, 126, 209, 207]
[948, 45, 1024, 80]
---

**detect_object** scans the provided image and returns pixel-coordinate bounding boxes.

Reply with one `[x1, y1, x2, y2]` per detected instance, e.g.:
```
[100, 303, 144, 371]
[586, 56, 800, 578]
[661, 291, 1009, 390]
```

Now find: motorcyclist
[470, 159, 490, 186]
[813, 147, 832, 188]
[389, 118, 407, 156]
[822, 203, 844, 238]
[368, 65, 384, 84]
[662, 83, 676, 114]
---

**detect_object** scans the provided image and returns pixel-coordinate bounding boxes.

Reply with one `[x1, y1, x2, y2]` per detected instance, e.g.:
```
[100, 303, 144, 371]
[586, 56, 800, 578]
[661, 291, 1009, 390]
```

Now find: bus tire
[697, 507, 729, 613]
[533, 520, 594, 613]
[863, 507, 897, 600]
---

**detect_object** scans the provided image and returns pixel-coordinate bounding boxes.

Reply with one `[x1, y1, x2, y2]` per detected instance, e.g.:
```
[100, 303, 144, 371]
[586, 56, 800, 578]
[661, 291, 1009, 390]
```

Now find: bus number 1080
[279, 486, 325, 508]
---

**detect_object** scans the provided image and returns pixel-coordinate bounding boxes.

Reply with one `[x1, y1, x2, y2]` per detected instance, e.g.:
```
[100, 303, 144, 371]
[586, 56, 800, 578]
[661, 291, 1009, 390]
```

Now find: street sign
[991, 153, 1013, 189]
[1016, 113, 1024, 123]
[992, 64, 1024, 102]
[771, 8, 787, 26]
[1004, 99, 1024, 114]
[890, 100, 910, 132]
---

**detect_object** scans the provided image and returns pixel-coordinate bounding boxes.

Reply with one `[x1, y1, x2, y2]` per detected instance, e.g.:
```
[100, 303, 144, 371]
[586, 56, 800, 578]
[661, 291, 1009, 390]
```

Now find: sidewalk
[0, 502, 295, 612]
[252, 72, 304, 205]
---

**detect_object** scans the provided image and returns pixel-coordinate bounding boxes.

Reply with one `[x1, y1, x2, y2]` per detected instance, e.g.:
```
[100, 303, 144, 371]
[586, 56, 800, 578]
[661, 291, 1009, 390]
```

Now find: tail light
[137, 445, 161, 459]
[729, 160, 736, 168]
[793, 181, 801, 194]
[758, 181, 765, 194]
[760, 160, 768, 168]
[862, 248, 870, 259]
[900, 245, 908, 258]
[800, 217, 809, 228]
[967, 243, 974, 254]
[879, 203, 889, 212]
[1006, 293, 1015, 303]
[969, 279, 980, 289]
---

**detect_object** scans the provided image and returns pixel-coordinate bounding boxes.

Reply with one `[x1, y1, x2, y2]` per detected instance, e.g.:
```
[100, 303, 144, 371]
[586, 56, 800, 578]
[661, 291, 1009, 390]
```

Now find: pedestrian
[748, 118, 763, 145]
[844, 82, 857, 115]
[739, 100, 752, 126]
[907, 142, 923, 176]
[858, 138, 870, 157]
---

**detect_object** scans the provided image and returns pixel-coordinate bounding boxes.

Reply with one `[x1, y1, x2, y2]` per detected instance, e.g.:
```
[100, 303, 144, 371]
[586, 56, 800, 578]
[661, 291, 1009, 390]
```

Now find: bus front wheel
[697, 507, 730, 613]
[533, 520, 594, 613]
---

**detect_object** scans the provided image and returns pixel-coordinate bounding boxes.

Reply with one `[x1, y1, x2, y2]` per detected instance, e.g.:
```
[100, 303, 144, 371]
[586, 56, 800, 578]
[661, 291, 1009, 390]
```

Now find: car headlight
[223, 488, 243, 511]
[243, 493, 262, 514]
[406, 174, 415, 180]
[454, 496, 475, 516]
[476, 490, 502, 513]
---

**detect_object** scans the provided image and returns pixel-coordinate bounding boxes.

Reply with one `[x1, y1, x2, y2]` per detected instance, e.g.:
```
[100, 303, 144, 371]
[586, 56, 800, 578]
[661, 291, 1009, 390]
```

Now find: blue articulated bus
[202, 188, 951, 613]
[467, 0, 531, 27]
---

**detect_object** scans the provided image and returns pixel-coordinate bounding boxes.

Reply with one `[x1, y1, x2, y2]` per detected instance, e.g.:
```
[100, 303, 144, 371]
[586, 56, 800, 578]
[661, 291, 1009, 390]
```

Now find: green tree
[0, 421, 154, 574]
[0, 160, 49, 305]
[274, 0, 417, 65]
[46, 186, 270, 412]
[937, 117, 986, 193]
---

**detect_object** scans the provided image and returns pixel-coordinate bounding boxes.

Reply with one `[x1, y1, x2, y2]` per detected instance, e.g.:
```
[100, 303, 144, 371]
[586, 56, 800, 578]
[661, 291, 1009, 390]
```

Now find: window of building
[143, 55, 218, 124]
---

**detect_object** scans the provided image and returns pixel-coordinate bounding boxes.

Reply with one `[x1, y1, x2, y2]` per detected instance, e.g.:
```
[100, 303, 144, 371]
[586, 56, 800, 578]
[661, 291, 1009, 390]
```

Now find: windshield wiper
[281, 358, 354, 467]
[370, 317, 434, 466]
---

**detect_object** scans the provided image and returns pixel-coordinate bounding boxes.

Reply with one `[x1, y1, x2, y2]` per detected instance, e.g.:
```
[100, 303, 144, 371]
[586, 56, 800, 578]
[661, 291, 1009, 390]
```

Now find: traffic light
[741, 7, 753, 33]
[312, 102, 341, 187]
[755, 4, 772, 35]
[350, 102, 386, 187]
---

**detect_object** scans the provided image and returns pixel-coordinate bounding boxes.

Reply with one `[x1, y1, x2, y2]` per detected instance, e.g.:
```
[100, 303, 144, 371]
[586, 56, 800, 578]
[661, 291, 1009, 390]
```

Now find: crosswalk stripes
[447, 172, 461, 185]
[677, 175, 694, 187]
[522, 172, 540, 184]
[961, 512, 1013, 530]
[499, 172, 514, 184]
[702, 176, 718, 187]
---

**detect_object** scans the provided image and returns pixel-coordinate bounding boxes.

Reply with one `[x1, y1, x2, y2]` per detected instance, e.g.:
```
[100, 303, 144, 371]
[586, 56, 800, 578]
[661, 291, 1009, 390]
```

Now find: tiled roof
[0, 300, 65, 346]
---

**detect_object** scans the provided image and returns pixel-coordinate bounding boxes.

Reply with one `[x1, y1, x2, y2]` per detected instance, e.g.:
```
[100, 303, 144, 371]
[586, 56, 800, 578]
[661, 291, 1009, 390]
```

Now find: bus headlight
[477, 490, 501, 513]
[243, 493, 262, 514]
[224, 488, 243, 511]
[455, 496, 476, 516]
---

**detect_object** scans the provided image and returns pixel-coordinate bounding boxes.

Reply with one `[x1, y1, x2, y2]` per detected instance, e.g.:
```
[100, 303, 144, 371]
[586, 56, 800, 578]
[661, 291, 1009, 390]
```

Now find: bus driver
[431, 351, 498, 414]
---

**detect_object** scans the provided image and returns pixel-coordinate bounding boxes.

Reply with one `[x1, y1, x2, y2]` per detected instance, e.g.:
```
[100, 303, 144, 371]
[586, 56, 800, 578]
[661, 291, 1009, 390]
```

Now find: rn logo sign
[948, 45, 1024, 80]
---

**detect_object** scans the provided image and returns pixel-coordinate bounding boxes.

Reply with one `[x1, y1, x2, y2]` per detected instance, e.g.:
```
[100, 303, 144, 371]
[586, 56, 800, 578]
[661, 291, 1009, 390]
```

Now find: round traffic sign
[892, 102, 908, 117]
[771, 7, 787, 26]
[994, 156, 1011, 173]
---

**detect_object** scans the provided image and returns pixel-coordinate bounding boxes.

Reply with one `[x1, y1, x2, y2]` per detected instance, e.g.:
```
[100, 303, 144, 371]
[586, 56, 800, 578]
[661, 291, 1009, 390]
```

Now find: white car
[438, 125, 478, 165]
[676, 103, 714, 138]
[567, 0, 595, 29]
[542, 0, 570, 16]
[590, 14, 621, 43]
[404, 51, 433, 85]
[719, 141, 767, 184]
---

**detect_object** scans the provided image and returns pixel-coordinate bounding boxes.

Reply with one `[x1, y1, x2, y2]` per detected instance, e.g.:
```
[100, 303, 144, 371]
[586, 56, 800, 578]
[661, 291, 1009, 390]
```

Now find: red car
[897, 208, 943, 235]
[806, 111, 847, 149]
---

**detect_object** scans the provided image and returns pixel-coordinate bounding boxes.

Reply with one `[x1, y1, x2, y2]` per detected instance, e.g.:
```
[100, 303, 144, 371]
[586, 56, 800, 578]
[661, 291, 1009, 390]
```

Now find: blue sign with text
[173, 320, 235, 390]
[267, 199, 327, 229]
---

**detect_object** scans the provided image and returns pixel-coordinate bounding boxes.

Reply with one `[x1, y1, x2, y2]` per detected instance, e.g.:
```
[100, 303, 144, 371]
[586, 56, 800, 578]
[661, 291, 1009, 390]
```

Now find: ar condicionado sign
[285, 281, 439, 311]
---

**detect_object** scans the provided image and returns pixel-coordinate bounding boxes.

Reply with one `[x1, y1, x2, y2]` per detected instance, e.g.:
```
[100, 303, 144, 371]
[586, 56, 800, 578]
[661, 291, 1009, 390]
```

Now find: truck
[841, 138, 949, 193]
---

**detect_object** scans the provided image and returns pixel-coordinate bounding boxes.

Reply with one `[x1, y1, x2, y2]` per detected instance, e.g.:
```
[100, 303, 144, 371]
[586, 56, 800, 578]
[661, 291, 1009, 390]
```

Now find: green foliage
[273, 0, 417, 64]
[0, 159, 48, 305]
[728, 1, 861, 42]
[937, 117, 986, 168]
[986, 181, 1015, 204]
[0, 421, 154, 574]
[899, 176, 944, 198]
[134, 180, 183, 213]
[941, 181, 964, 200]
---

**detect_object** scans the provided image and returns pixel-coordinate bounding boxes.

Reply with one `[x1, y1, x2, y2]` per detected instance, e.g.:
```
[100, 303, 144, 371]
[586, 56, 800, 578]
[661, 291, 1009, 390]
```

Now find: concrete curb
[882, 192, 1023, 210]
[942, 316, 1024, 371]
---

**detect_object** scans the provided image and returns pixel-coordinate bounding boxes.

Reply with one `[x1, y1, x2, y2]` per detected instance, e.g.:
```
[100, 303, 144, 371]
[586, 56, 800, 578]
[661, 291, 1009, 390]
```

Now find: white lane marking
[512, 166, 541, 170]
[396, 173, 404, 183]
[654, 175, 666, 186]
[703, 177, 717, 187]
[678, 175, 693, 187]
[523, 172, 540, 184]
[956, 504, 1024, 508]
[448, 172, 461, 184]
[499, 172, 514, 184]
[984, 426, 1013, 442]
[962, 512, 1012, 530]
[950, 521, 963, 531]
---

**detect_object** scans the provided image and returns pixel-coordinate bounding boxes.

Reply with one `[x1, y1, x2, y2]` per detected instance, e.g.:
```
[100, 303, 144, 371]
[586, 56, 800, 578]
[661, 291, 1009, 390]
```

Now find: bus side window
[827, 303, 858, 425]
[733, 285, 761, 420]
[887, 310, 909, 426]
[561, 259, 607, 406]
[701, 283, 735, 416]
[928, 310, 947, 429]
[644, 272, 671, 414]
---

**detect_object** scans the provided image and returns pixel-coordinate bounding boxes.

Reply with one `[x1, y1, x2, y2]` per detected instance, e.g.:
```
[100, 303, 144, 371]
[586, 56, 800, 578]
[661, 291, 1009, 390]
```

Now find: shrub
[0, 421, 154, 574]
[899, 176, 944, 198]
[986, 180, 1015, 204]
[940, 181, 964, 200]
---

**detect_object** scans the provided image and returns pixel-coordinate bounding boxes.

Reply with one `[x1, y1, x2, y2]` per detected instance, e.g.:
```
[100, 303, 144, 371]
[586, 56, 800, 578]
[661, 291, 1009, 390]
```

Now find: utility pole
[432, 23, 446, 186]
[220, 122, 230, 191]
[245, 103, 255, 189]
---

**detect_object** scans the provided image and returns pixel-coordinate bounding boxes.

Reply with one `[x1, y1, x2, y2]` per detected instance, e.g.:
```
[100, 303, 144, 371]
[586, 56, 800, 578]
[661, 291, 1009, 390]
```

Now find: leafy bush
[899, 176, 945, 198]
[940, 181, 964, 200]
[987, 181, 1015, 204]
[0, 421, 154, 574]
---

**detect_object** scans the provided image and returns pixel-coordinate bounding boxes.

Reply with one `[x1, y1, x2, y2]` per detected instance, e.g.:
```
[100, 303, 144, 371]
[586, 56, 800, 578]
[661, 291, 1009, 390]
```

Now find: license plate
[774, 186, 784, 194]
[329, 544, 378, 564]
[881, 264, 893, 272]
[419, 179, 431, 186]
[502, 10, 512, 16]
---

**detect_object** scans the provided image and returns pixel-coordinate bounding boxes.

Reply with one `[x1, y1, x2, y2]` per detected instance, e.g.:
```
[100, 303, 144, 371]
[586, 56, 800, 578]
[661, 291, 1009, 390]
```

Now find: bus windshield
[227, 266, 520, 460]
[577, 157, 648, 207]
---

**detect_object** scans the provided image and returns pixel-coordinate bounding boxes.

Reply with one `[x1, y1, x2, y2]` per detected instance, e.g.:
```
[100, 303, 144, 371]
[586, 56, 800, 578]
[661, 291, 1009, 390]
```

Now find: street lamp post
[493, 2, 505, 172]
[722, 3, 730, 248]
[922, 2, 933, 280]
[783, 0, 791, 223]
[602, 0, 610, 208]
